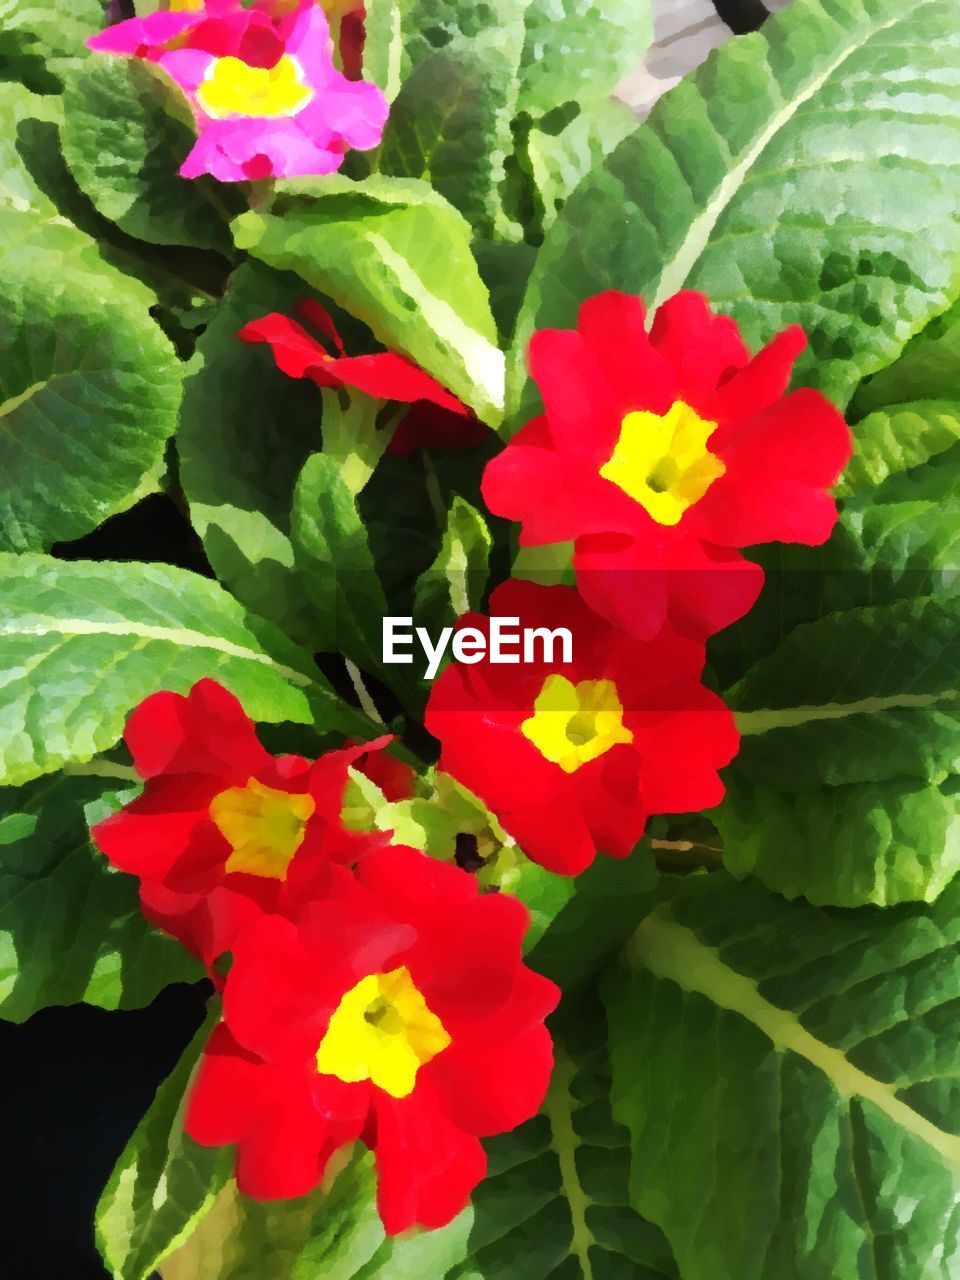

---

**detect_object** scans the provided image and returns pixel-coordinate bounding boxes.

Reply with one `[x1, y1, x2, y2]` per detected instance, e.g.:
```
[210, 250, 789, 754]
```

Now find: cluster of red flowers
[92, 680, 557, 1233]
[93, 287, 851, 1233]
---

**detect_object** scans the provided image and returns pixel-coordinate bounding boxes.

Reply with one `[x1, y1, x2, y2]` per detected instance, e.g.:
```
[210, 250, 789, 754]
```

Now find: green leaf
[413, 496, 491, 634]
[0, 773, 202, 1022]
[447, 1014, 679, 1280]
[97, 1011, 231, 1280]
[715, 593, 960, 907]
[61, 57, 242, 252]
[0, 83, 64, 214]
[0, 552, 356, 787]
[851, 294, 960, 417]
[528, 848, 658, 992]
[159, 1153, 391, 1280]
[233, 177, 504, 425]
[373, 47, 516, 235]
[512, 0, 960, 421]
[515, 0, 652, 116]
[604, 872, 960, 1280]
[177, 261, 327, 643]
[291, 451, 389, 667]
[0, 209, 183, 550]
[362, 0, 403, 100]
[522, 98, 637, 237]
[0, 0, 101, 89]
[838, 400, 960, 497]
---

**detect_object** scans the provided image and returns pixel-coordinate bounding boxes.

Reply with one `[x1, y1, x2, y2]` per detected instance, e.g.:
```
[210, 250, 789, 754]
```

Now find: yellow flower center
[315, 967, 451, 1098]
[521, 674, 633, 774]
[209, 777, 315, 880]
[599, 400, 726, 526]
[196, 55, 314, 120]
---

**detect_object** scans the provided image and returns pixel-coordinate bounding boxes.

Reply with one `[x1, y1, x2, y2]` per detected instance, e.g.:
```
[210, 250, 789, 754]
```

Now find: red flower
[425, 580, 738, 876]
[90, 679, 388, 964]
[352, 741, 417, 802]
[239, 300, 488, 455]
[185, 845, 558, 1233]
[483, 291, 852, 640]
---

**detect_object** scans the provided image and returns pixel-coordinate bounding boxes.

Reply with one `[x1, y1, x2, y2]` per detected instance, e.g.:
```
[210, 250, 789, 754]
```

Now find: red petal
[238, 312, 340, 386]
[576, 290, 676, 414]
[296, 298, 346, 355]
[527, 328, 620, 458]
[427, 1023, 555, 1136]
[125, 679, 270, 780]
[481, 422, 637, 543]
[704, 324, 806, 422]
[373, 1086, 486, 1234]
[649, 291, 749, 408]
[90, 775, 219, 880]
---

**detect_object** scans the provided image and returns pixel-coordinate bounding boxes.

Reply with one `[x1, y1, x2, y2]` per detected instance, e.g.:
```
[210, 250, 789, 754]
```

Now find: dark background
[2, 2, 778, 1275]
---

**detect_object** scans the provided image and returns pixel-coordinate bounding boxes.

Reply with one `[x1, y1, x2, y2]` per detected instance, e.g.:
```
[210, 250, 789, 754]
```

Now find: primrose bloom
[483, 291, 852, 641]
[240, 301, 489, 454]
[90, 679, 390, 964]
[88, 0, 388, 182]
[425, 580, 739, 876]
[185, 846, 558, 1232]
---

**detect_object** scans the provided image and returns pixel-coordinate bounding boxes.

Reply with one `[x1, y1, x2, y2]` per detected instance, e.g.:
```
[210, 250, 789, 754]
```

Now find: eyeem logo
[383, 616, 573, 679]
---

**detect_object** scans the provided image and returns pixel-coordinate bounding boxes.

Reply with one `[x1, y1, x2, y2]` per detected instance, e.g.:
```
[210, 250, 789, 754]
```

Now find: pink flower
[88, 0, 388, 183]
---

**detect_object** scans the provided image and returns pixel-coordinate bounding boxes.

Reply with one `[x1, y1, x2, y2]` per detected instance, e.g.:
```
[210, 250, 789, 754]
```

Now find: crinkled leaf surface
[515, 0, 652, 116]
[512, 0, 960, 420]
[61, 57, 243, 252]
[605, 872, 960, 1280]
[177, 262, 326, 644]
[716, 592, 960, 907]
[233, 177, 504, 424]
[0, 0, 101, 89]
[97, 1012, 231, 1280]
[0, 553, 350, 786]
[292, 451, 389, 666]
[0, 773, 202, 1022]
[0, 210, 183, 550]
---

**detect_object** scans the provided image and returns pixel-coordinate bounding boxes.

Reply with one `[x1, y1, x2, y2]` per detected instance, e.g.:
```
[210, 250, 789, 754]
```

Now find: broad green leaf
[62, 57, 242, 252]
[159, 1154, 392, 1280]
[512, 0, 960, 421]
[522, 98, 637, 237]
[233, 177, 505, 425]
[0, 210, 183, 551]
[605, 872, 960, 1280]
[362, 0, 403, 100]
[851, 295, 960, 417]
[715, 593, 960, 907]
[0, 773, 202, 1022]
[837, 400, 960, 497]
[177, 262, 326, 643]
[413, 496, 491, 633]
[291, 451, 389, 668]
[0, 83, 64, 214]
[515, 0, 652, 116]
[373, 47, 516, 236]
[0, 552, 360, 787]
[446, 1014, 679, 1280]
[97, 1012, 232, 1280]
[527, 848, 658, 992]
[0, 0, 101, 89]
